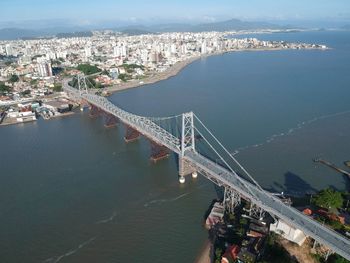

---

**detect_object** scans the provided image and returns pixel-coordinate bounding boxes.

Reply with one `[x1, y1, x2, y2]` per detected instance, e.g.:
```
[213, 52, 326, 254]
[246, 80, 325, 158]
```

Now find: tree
[77, 64, 101, 75]
[53, 84, 62, 92]
[327, 254, 350, 263]
[118, 73, 129, 82]
[9, 74, 19, 82]
[0, 82, 11, 93]
[20, 90, 31, 96]
[312, 188, 343, 210]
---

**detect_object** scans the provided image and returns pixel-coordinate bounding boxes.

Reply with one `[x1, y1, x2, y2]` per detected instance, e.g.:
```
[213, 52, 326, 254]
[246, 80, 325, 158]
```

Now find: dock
[313, 158, 350, 178]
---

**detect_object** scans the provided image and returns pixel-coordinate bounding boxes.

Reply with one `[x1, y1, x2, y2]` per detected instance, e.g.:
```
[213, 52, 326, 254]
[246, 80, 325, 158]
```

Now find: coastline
[104, 54, 204, 93]
[103, 46, 328, 95]
[194, 240, 212, 263]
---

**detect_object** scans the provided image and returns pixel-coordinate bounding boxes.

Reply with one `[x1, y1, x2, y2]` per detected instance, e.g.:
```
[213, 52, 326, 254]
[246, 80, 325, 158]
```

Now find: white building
[201, 41, 207, 54]
[5, 44, 14, 56]
[37, 61, 53, 77]
[270, 219, 307, 246]
[84, 47, 92, 58]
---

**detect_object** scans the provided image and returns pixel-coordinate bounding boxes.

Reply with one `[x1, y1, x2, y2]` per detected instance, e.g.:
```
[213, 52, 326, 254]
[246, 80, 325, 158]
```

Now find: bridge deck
[64, 81, 350, 260]
[185, 151, 350, 260]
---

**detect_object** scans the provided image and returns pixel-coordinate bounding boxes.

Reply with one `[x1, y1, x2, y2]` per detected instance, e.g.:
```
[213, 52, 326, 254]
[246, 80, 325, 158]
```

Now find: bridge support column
[150, 141, 169, 162]
[124, 125, 140, 143]
[178, 112, 196, 183]
[223, 187, 241, 214]
[89, 104, 101, 117]
[104, 113, 118, 128]
[79, 100, 88, 111]
[178, 157, 196, 183]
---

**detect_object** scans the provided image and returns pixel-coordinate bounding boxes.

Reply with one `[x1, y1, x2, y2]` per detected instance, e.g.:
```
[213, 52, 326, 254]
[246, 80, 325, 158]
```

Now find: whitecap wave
[43, 237, 96, 263]
[144, 184, 207, 207]
[232, 110, 350, 155]
[96, 211, 117, 224]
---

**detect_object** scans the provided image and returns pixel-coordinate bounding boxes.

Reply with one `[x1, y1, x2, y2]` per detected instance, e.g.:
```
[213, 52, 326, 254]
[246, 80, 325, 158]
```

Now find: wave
[43, 237, 96, 263]
[95, 211, 117, 224]
[144, 184, 207, 207]
[232, 109, 350, 155]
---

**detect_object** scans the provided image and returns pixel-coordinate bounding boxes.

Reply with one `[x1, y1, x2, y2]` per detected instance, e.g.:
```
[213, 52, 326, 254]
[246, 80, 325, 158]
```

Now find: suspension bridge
[63, 75, 350, 260]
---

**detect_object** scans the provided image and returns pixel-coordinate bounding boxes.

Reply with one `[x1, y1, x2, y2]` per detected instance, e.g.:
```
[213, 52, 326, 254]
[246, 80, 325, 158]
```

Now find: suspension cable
[194, 113, 265, 193]
[193, 126, 259, 200]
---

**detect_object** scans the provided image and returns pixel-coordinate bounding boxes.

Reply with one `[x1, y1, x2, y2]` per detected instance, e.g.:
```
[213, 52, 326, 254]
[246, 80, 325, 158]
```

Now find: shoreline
[194, 240, 212, 263]
[103, 47, 327, 95]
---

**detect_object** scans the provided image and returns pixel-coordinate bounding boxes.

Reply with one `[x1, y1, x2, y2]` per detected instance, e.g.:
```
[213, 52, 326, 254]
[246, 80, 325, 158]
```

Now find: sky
[1, 0, 350, 26]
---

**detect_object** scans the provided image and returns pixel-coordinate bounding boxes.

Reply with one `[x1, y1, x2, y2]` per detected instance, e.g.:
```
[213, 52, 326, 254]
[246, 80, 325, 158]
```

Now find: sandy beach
[104, 54, 205, 93]
[103, 46, 326, 95]
[195, 240, 213, 263]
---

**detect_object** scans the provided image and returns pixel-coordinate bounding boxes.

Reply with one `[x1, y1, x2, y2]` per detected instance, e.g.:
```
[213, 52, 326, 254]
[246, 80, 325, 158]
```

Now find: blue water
[0, 30, 349, 262]
[111, 30, 350, 192]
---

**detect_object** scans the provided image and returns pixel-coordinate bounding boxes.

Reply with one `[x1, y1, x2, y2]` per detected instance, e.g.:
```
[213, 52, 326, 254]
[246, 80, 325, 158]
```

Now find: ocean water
[0, 30, 349, 262]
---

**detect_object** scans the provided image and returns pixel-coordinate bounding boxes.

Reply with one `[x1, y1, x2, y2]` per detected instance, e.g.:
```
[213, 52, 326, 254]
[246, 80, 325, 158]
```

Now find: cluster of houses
[205, 196, 315, 263]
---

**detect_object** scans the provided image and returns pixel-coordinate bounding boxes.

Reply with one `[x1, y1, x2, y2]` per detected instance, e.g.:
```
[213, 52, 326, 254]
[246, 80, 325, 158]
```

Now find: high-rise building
[85, 47, 92, 58]
[37, 61, 53, 77]
[113, 46, 120, 57]
[5, 44, 14, 56]
[201, 41, 207, 54]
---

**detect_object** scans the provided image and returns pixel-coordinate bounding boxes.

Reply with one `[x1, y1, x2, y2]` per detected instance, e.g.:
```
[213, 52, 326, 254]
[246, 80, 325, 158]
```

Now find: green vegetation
[312, 188, 344, 210]
[214, 248, 223, 263]
[53, 83, 62, 92]
[327, 254, 350, 263]
[0, 82, 11, 94]
[30, 79, 38, 85]
[102, 70, 110, 76]
[77, 64, 101, 75]
[118, 73, 131, 82]
[312, 253, 350, 263]
[122, 63, 144, 70]
[9, 74, 19, 82]
[20, 90, 31, 96]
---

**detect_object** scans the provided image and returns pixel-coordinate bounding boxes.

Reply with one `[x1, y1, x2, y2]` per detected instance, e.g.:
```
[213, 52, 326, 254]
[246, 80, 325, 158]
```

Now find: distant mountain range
[115, 19, 287, 35]
[0, 18, 295, 40]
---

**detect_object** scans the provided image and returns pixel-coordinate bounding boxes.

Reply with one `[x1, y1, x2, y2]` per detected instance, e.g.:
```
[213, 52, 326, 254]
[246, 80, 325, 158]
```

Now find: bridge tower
[76, 75, 89, 111]
[77, 74, 89, 95]
[178, 112, 197, 183]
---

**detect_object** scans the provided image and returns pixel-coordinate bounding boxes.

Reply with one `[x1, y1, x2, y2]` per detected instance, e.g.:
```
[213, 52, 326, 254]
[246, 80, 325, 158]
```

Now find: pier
[313, 158, 350, 178]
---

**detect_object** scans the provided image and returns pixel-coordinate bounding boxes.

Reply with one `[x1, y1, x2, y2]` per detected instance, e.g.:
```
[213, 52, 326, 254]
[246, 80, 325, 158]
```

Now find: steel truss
[62, 76, 350, 261]
[223, 187, 241, 214]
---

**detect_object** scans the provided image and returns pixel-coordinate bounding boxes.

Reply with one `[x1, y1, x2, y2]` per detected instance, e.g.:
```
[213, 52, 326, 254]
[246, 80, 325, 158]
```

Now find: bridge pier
[104, 113, 118, 128]
[89, 104, 101, 117]
[178, 112, 197, 184]
[178, 157, 197, 183]
[124, 125, 140, 143]
[79, 100, 89, 111]
[150, 141, 169, 162]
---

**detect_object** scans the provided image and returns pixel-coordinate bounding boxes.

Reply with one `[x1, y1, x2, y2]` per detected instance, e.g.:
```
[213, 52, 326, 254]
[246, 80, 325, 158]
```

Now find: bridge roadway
[63, 82, 350, 260]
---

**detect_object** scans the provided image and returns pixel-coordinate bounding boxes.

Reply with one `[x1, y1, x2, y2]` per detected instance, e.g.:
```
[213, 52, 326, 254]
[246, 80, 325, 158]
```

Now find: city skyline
[1, 0, 350, 27]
